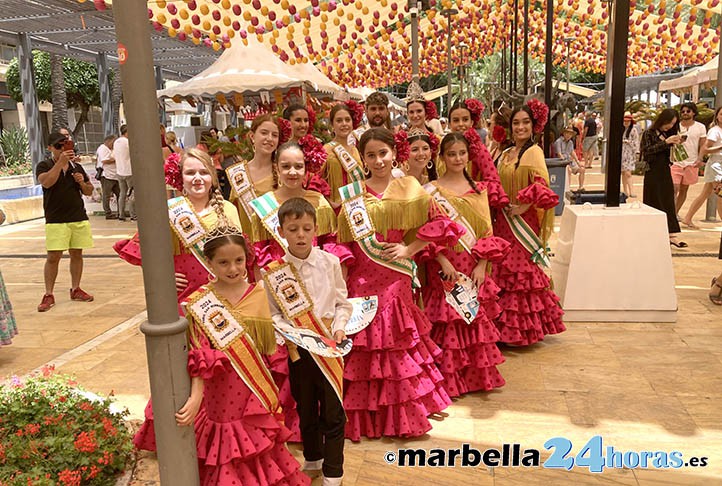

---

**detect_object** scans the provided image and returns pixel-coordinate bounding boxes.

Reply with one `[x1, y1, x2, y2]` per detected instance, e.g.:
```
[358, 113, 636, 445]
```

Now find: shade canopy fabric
[658, 56, 719, 92]
[157, 37, 311, 99]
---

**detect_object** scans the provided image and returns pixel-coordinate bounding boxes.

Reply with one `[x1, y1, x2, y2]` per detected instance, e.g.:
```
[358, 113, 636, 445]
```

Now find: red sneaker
[37, 294, 55, 312]
[70, 287, 94, 302]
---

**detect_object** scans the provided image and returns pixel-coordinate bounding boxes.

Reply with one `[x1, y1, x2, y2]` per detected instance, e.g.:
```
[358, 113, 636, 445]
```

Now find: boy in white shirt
[264, 197, 351, 486]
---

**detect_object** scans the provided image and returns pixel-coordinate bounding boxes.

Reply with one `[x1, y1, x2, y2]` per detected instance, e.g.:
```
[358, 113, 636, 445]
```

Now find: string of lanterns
[85, 0, 721, 87]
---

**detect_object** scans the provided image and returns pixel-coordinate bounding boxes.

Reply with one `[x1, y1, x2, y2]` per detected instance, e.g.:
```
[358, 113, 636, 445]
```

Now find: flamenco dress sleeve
[516, 176, 559, 210]
[186, 317, 232, 380]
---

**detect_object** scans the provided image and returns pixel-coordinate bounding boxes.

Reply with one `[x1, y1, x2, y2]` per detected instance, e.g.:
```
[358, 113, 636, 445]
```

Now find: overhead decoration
[88, 0, 721, 87]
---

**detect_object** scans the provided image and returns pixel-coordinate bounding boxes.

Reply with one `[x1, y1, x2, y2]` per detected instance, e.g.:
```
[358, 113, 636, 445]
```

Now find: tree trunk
[111, 67, 123, 134]
[50, 54, 68, 131]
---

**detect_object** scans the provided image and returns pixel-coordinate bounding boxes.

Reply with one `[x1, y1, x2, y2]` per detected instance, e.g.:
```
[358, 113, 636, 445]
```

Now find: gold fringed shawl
[431, 183, 493, 253]
[498, 144, 555, 245]
[337, 176, 432, 243]
[249, 190, 337, 244]
[323, 143, 363, 206]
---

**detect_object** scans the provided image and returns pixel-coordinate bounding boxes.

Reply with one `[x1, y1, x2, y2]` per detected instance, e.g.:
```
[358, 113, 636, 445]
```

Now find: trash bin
[567, 190, 628, 205]
[546, 158, 569, 216]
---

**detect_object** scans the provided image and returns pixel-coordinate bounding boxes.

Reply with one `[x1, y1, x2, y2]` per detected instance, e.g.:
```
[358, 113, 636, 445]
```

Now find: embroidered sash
[439, 272, 480, 325]
[249, 192, 288, 250]
[502, 211, 551, 268]
[351, 127, 366, 144]
[226, 160, 258, 220]
[329, 141, 365, 183]
[185, 287, 280, 412]
[338, 181, 421, 288]
[167, 197, 211, 273]
[262, 261, 345, 403]
[422, 183, 478, 254]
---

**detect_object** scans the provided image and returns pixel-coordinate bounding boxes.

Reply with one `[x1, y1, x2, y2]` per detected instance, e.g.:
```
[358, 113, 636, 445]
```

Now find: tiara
[406, 81, 425, 104]
[407, 127, 430, 139]
[205, 222, 245, 243]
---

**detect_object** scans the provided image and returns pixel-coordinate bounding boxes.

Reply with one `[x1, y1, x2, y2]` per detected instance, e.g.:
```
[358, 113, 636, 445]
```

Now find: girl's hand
[509, 203, 532, 216]
[666, 135, 682, 145]
[381, 242, 410, 261]
[471, 261, 487, 288]
[436, 254, 457, 281]
[175, 394, 202, 426]
[175, 272, 189, 291]
[333, 330, 347, 344]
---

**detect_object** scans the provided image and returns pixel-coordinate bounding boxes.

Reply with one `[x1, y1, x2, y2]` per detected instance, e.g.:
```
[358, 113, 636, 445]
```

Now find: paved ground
[1, 167, 721, 485]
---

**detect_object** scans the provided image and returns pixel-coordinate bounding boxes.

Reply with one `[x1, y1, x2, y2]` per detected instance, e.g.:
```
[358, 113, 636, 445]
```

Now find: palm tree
[50, 53, 68, 132]
[111, 67, 123, 134]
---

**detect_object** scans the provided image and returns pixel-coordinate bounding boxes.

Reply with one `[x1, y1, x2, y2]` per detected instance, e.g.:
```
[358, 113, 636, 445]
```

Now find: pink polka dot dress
[418, 182, 507, 397]
[339, 182, 463, 441]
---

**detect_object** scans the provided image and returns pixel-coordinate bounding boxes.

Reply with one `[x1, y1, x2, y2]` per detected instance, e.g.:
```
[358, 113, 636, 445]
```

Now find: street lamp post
[441, 8, 458, 111]
[409, 0, 420, 84]
[458, 42, 468, 101]
[564, 37, 575, 96]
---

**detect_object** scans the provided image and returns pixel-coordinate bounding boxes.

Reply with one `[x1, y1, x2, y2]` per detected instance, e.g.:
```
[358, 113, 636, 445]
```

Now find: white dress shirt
[266, 247, 353, 335]
[113, 136, 132, 177]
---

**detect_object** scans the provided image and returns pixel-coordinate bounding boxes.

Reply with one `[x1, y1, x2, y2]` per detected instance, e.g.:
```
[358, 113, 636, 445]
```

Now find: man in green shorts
[36, 132, 95, 312]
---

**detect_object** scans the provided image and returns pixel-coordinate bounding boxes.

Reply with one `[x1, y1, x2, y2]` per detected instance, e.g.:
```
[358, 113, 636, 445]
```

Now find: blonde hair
[165, 131, 177, 145]
[180, 147, 220, 197]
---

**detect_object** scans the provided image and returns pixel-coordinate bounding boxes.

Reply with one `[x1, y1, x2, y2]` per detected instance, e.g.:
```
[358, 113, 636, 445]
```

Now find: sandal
[681, 220, 700, 229]
[710, 278, 722, 305]
[670, 240, 688, 248]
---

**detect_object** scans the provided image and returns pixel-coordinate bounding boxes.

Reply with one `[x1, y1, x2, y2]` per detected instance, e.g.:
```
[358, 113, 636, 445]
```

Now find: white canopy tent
[658, 56, 719, 95]
[157, 37, 311, 99]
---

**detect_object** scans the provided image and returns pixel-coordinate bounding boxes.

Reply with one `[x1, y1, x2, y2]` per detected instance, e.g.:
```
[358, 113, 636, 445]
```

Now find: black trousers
[288, 348, 345, 478]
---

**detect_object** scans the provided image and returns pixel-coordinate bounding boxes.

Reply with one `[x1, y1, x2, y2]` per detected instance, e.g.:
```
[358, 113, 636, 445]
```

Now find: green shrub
[0, 126, 30, 168]
[0, 366, 133, 485]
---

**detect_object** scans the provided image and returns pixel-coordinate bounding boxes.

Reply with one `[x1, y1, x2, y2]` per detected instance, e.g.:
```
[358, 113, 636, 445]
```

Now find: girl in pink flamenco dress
[493, 104, 565, 346]
[337, 128, 464, 441]
[177, 226, 309, 486]
[418, 132, 508, 397]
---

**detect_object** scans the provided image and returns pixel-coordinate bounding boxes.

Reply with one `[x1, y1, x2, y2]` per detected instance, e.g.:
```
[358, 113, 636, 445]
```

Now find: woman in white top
[681, 106, 722, 228]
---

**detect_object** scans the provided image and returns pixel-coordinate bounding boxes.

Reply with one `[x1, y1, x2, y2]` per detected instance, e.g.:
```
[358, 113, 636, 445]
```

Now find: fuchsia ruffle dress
[338, 178, 464, 441]
[418, 182, 508, 397]
[493, 146, 566, 346]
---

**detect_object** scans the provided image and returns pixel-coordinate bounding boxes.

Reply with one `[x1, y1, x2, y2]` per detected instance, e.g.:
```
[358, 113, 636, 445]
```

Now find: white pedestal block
[551, 203, 677, 322]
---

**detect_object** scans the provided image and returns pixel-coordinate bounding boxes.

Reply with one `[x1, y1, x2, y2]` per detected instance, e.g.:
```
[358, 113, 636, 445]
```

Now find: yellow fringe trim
[338, 177, 431, 242]
[323, 144, 361, 205]
[433, 184, 493, 252]
[249, 191, 337, 243]
[498, 146, 555, 245]
[238, 316, 277, 356]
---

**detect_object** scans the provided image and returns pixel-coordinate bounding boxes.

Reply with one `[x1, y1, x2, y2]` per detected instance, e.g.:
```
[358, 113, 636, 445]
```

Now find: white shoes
[322, 476, 343, 486]
[302, 459, 323, 471]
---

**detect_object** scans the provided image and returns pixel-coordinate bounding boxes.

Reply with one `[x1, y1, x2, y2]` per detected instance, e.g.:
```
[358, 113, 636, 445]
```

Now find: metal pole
[410, 0, 420, 84]
[501, 37, 507, 93]
[523, 0, 529, 94]
[511, 0, 519, 92]
[96, 53, 114, 137]
[566, 40, 572, 95]
[155, 65, 166, 125]
[16, 33, 44, 179]
[442, 9, 458, 111]
[602, 0, 630, 208]
[112, 1, 200, 484]
[544, 0, 554, 157]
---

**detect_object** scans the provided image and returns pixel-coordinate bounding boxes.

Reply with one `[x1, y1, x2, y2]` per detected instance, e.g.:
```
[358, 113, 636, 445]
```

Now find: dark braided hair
[509, 105, 538, 168]
[440, 132, 481, 194]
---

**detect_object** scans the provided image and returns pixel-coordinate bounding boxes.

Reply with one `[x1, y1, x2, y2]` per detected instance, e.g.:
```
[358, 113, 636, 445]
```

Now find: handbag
[633, 151, 649, 176]
[94, 165, 104, 181]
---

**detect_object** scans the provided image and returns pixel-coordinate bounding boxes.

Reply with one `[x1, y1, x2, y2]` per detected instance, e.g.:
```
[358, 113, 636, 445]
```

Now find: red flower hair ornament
[277, 118, 292, 145]
[346, 100, 365, 129]
[492, 125, 508, 144]
[424, 101, 439, 120]
[527, 98, 549, 134]
[297, 134, 327, 174]
[464, 99, 485, 125]
[394, 130, 410, 163]
[164, 152, 183, 192]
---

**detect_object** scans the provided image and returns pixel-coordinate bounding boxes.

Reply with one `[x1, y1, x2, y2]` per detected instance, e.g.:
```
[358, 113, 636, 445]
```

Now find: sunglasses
[680, 109, 693, 114]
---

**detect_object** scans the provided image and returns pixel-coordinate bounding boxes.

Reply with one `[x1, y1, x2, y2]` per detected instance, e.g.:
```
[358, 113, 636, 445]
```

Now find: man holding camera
[36, 131, 95, 312]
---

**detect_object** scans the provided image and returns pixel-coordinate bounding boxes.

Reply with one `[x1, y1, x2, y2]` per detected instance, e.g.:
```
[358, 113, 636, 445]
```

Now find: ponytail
[515, 137, 535, 169]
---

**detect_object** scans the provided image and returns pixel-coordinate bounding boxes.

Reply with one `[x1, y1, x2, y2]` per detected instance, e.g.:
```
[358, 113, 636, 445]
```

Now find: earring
[363, 165, 370, 176]
[426, 160, 434, 170]
[182, 188, 188, 196]
[208, 273, 218, 283]
[241, 269, 248, 280]
[391, 159, 398, 169]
